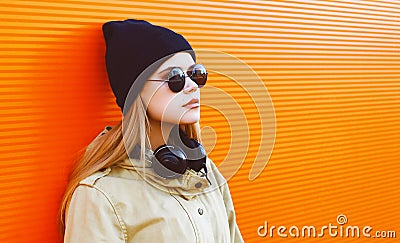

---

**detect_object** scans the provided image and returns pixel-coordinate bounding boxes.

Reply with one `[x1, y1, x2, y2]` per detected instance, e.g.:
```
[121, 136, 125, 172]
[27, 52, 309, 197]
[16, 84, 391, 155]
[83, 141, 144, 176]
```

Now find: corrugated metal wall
[1, 1, 399, 242]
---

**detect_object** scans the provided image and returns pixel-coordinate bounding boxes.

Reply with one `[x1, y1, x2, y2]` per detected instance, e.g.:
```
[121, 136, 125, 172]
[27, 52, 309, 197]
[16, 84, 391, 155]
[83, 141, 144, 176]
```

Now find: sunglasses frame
[147, 64, 208, 92]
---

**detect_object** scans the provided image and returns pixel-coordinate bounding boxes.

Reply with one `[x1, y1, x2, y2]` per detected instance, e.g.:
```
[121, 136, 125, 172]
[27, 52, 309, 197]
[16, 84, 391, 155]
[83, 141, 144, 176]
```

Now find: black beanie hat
[102, 19, 196, 113]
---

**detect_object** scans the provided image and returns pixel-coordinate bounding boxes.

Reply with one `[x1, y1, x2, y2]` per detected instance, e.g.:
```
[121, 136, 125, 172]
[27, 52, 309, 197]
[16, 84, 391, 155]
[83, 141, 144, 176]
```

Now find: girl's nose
[183, 76, 198, 94]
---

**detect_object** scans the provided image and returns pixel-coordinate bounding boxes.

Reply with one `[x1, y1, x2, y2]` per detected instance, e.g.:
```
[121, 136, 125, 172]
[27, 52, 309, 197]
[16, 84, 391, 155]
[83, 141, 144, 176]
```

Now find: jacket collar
[116, 150, 213, 200]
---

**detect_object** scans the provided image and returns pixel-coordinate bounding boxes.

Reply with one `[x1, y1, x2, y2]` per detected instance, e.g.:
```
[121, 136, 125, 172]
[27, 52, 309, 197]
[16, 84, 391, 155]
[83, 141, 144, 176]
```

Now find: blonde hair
[58, 95, 200, 237]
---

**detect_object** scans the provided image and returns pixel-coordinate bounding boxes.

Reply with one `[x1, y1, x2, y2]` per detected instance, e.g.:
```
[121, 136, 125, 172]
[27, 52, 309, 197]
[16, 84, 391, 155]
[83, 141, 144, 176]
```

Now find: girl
[59, 19, 244, 243]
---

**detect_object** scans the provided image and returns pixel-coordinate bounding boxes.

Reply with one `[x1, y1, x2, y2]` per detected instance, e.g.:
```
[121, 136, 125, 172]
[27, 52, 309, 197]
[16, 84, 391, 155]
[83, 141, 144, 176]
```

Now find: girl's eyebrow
[158, 63, 196, 75]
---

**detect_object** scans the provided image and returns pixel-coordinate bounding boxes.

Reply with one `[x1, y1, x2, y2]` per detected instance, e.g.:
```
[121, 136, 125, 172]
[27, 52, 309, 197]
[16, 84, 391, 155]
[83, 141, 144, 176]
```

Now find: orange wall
[0, 1, 399, 242]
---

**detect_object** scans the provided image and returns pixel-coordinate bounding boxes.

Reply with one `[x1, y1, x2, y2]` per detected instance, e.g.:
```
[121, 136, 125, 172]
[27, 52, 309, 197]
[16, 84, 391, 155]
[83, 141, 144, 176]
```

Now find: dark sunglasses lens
[189, 64, 207, 87]
[168, 67, 185, 92]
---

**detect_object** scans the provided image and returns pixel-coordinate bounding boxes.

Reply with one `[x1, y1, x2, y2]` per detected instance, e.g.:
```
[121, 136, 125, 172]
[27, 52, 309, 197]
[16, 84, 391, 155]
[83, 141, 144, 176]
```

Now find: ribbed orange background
[0, 1, 399, 242]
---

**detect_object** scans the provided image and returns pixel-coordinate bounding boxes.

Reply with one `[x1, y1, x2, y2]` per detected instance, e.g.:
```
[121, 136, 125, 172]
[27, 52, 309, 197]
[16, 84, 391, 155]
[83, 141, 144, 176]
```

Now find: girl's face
[140, 52, 200, 124]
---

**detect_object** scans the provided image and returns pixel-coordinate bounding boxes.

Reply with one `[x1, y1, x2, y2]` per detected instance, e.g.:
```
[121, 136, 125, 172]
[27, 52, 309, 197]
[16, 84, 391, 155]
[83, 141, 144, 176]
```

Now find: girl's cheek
[147, 103, 163, 121]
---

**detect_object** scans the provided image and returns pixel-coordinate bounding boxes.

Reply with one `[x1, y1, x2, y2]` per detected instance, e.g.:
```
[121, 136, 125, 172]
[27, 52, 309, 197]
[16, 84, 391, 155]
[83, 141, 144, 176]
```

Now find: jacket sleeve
[208, 158, 245, 243]
[64, 185, 126, 243]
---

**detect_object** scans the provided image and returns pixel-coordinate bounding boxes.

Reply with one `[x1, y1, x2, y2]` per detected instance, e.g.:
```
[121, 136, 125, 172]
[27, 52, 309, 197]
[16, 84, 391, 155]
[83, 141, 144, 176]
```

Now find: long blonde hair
[58, 95, 200, 237]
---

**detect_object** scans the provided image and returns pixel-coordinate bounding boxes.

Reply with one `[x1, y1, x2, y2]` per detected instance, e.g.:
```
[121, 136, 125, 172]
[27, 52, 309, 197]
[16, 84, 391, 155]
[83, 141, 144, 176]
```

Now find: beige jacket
[64, 148, 244, 243]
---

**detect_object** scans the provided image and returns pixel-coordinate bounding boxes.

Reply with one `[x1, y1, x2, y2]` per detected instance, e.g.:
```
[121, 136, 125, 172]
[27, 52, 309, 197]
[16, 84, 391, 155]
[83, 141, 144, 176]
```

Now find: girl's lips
[183, 102, 200, 109]
[183, 98, 200, 108]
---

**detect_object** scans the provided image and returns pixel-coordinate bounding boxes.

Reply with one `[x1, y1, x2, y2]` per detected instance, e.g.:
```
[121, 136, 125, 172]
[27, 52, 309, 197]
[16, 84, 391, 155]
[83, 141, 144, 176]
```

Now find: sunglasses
[147, 64, 207, 92]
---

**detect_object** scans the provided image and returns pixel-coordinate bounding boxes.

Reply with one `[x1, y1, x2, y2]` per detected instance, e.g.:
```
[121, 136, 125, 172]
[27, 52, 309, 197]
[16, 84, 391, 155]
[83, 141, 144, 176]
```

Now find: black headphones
[151, 138, 206, 179]
[151, 125, 210, 180]
[126, 125, 211, 183]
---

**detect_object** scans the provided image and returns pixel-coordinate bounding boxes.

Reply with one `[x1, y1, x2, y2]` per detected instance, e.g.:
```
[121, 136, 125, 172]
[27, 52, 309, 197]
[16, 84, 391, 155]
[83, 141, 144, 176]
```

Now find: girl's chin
[179, 113, 200, 124]
[179, 118, 200, 124]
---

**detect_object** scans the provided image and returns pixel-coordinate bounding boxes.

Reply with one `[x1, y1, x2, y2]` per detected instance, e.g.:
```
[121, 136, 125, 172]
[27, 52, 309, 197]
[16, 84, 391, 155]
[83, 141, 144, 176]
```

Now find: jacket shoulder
[206, 157, 227, 185]
[79, 167, 112, 187]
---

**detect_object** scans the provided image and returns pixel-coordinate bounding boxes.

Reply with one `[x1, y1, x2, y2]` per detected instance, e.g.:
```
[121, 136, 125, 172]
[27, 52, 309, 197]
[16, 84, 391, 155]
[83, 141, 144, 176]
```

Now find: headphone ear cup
[186, 139, 207, 172]
[190, 139, 206, 156]
[152, 145, 188, 179]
